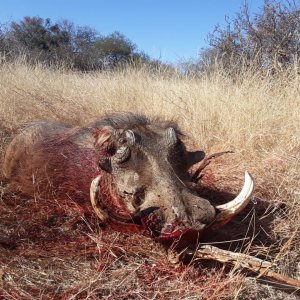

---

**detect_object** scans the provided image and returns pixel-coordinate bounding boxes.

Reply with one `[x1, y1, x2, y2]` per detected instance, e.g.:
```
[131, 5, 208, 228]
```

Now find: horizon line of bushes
[1, 0, 300, 76]
[0, 16, 166, 71]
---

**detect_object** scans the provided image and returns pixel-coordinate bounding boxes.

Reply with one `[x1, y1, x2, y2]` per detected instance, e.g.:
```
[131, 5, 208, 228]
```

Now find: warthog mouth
[137, 208, 188, 239]
[142, 216, 192, 239]
[90, 172, 254, 240]
[135, 208, 192, 239]
[89, 175, 191, 238]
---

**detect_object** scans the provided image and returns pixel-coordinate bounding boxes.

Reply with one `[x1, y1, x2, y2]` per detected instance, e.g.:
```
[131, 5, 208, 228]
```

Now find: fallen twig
[185, 245, 300, 289]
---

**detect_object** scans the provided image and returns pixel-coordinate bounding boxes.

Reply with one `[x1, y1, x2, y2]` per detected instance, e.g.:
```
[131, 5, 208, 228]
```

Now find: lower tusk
[215, 171, 254, 220]
[90, 175, 108, 222]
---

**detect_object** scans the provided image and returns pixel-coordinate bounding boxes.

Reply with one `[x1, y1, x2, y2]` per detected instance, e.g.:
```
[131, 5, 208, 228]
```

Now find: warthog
[3, 112, 254, 241]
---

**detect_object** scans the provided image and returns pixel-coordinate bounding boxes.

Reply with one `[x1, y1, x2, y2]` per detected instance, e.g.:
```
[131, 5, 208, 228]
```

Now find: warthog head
[89, 114, 254, 241]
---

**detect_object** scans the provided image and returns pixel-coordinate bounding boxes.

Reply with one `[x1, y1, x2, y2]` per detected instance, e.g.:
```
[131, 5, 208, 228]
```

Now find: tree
[9, 17, 70, 50]
[0, 17, 156, 71]
[197, 0, 300, 75]
[94, 31, 137, 67]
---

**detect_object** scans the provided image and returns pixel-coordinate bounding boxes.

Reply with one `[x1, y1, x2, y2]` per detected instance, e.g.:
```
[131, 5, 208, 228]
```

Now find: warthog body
[3, 112, 253, 240]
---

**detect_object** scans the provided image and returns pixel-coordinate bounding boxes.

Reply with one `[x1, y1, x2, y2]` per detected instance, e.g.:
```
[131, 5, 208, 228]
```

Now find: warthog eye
[115, 146, 131, 163]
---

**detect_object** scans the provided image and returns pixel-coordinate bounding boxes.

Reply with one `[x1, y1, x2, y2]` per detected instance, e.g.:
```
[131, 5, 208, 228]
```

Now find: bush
[190, 0, 300, 76]
[0, 17, 150, 71]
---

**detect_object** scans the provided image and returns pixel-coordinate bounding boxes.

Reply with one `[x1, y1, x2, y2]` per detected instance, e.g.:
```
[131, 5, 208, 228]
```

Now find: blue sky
[0, 0, 264, 63]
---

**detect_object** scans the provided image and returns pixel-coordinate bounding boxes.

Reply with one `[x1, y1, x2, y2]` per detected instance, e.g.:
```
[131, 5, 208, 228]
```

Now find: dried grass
[0, 57, 299, 299]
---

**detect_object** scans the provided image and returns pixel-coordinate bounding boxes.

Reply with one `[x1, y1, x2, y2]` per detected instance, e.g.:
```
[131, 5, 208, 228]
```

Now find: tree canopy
[0, 16, 149, 70]
[186, 0, 300, 75]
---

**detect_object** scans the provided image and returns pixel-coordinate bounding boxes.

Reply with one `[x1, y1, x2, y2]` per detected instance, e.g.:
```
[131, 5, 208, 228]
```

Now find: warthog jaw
[90, 171, 255, 239]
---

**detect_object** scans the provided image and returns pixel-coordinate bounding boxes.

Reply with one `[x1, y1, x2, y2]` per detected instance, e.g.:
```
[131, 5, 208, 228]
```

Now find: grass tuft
[0, 58, 299, 299]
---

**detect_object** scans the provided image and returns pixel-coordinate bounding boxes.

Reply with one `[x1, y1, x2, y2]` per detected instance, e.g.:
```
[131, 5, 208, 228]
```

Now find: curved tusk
[215, 171, 254, 221]
[90, 175, 108, 222]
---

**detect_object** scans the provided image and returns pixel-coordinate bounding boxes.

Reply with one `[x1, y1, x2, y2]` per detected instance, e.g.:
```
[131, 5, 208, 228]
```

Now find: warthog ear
[93, 126, 117, 156]
[94, 126, 115, 146]
[93, 126, 117, 173]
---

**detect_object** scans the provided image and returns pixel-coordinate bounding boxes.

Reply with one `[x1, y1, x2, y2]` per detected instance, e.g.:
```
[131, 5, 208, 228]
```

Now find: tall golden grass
[0, 57, 299, 299]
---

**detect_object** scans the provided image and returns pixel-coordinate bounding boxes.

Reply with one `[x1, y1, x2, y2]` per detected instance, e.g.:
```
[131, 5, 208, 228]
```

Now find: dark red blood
[140, 213, 198, 241]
